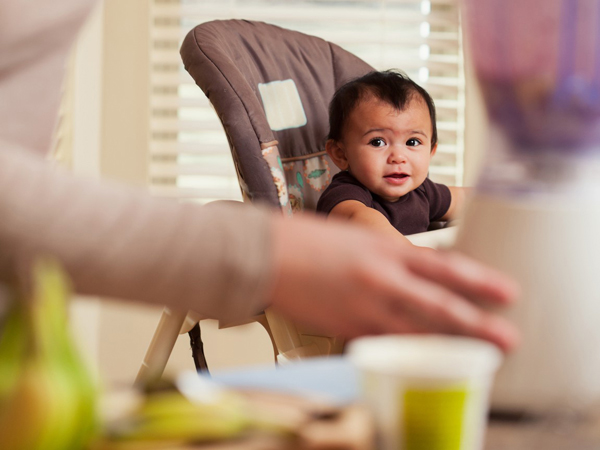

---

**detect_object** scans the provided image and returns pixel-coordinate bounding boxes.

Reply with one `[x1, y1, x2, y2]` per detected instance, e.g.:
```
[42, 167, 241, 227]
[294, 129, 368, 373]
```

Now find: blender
[456, 0, 600, 413]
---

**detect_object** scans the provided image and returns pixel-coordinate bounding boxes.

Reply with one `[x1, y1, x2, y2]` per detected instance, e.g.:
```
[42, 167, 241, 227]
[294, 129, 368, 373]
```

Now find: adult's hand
[268, 213, 520, 352]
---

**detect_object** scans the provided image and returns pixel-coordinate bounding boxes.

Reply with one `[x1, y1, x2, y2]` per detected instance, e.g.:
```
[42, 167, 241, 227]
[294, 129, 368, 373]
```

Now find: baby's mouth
[384, 173, 409, 179]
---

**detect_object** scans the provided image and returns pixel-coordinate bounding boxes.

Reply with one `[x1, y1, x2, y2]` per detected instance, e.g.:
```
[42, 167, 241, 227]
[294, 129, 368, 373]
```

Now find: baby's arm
[329, 200, 412, 245]
[442, 186, 472, 221]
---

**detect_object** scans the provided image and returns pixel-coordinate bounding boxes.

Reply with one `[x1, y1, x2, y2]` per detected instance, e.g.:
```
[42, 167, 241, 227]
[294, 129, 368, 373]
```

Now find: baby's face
[339, 96, 435, 202]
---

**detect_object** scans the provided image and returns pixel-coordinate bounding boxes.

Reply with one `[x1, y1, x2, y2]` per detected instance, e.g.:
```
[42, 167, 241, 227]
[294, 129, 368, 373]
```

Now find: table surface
[486, 408, 600, 450]
[207, 356, 600, 450]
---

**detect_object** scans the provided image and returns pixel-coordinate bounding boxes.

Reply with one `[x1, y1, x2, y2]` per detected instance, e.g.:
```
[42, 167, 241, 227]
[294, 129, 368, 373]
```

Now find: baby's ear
[430, 143, 438, 157]
[325, 139, 349, 170]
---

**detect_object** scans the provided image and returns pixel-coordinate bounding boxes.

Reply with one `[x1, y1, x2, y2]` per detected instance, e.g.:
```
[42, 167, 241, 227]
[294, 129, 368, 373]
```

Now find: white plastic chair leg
[134, 307, 188, 388]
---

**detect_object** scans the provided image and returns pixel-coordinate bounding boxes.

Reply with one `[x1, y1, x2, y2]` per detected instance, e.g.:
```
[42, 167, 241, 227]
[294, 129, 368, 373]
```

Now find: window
[148, 0, 465, 204]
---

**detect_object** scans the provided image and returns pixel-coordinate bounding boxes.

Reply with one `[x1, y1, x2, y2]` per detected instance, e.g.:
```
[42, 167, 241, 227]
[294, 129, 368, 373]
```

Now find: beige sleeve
[0, 141, 275, 323]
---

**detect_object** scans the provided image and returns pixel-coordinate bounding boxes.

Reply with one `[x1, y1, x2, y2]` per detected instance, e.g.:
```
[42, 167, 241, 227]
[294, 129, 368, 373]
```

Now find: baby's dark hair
[328, 70, 437, 148]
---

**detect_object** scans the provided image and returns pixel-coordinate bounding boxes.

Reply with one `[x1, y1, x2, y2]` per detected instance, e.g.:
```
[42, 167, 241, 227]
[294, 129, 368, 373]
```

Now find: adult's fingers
[341, 294, 428, 338]
[381, 269, 520, 351]
[405, 247, 520, 307]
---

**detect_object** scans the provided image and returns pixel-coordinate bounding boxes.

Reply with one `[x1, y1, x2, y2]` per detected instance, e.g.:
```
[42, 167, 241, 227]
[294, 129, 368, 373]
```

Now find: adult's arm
[0, 0, 278, 324]
[0, 143, 273, 324]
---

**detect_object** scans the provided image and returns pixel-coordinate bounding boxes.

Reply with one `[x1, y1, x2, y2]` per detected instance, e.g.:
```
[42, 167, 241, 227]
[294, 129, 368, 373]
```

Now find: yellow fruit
[111, 390, 251, 443]
[0, 257, 99, 450]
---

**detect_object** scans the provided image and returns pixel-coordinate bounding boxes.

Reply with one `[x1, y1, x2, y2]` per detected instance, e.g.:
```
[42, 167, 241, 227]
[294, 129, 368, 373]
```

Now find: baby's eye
[369, 138, 386, 148]
[406, 138, 422, 147]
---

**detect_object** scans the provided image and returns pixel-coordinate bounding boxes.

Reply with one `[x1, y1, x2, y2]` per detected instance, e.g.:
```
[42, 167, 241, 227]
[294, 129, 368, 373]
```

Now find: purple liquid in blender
[463, 0, 600, 154]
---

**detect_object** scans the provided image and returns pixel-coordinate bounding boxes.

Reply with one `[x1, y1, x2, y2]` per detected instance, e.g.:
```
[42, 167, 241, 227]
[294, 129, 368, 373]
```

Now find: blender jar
[456, 0, 600, 413]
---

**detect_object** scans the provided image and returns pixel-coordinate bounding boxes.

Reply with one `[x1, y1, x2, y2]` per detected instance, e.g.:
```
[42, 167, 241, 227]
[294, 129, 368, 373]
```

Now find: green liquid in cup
[402, 386, 470, 450]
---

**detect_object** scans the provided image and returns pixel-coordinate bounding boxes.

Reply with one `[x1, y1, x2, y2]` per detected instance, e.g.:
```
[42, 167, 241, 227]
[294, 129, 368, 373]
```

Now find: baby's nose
[388, 147, 407, 163]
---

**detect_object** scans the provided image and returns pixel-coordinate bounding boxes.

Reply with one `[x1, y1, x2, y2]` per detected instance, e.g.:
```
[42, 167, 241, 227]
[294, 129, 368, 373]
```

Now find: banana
[0, 355, 69, 450]
[110, 389, 251, 443]
[31, 258, 99, 449]
[0, 257, 99, 450]
[0, 286, 27, 404]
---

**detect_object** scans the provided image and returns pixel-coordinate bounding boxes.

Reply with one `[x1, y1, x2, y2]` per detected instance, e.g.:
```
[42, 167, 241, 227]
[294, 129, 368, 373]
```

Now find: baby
[317, 70, 467, 243]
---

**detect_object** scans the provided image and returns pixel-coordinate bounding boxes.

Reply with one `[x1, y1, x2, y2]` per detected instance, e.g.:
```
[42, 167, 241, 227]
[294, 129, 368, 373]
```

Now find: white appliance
[456, 0, 600, 413]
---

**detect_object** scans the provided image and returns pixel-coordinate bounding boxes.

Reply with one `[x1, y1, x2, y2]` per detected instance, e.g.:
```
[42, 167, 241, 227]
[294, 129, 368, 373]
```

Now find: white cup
[348, 335, 503, 450]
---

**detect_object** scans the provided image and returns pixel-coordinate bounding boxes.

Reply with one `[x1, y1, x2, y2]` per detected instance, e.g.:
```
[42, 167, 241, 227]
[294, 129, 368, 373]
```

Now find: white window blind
[149, 0, 465, 204]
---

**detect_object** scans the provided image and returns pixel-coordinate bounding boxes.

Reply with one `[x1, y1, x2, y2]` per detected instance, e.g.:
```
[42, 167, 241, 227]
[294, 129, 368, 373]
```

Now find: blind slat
[151, 119, 223, 132]
[150, 142, 227, 155]
[149, 163, 237, 177]
[149, 185, 241, 200]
